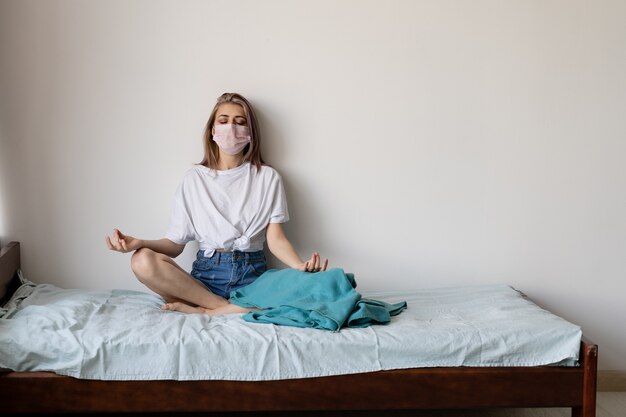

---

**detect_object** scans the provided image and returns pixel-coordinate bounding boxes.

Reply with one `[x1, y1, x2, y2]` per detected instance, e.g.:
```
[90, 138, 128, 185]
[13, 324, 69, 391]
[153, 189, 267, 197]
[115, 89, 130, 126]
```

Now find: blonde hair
[196, 92, 265, 171]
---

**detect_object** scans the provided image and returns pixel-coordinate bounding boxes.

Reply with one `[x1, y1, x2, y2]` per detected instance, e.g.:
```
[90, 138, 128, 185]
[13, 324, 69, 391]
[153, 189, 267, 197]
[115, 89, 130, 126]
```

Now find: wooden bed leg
[572, 339, 598, 417]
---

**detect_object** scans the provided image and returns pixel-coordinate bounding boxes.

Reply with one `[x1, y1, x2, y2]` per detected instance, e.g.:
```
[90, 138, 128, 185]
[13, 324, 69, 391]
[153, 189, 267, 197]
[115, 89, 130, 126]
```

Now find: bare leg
[161, 302, 209, 314]
[131, 248, 229, 309]
[205, 304, 259, 316]
[162, 301, 259, 316]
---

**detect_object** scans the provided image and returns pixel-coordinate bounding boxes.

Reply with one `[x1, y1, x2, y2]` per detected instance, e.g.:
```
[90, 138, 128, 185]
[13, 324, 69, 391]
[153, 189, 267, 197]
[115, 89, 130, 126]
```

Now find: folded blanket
[229, 268, 407, 331]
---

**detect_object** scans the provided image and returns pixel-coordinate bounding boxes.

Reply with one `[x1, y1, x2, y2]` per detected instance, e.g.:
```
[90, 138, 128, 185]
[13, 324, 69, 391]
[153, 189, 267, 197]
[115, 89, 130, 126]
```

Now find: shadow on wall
[253, 103, 326, 270]
[0, 125, 12, 244]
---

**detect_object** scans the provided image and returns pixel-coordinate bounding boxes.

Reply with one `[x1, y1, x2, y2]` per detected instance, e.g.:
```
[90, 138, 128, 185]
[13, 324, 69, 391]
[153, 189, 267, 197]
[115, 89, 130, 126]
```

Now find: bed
[0, 241, 597, 415]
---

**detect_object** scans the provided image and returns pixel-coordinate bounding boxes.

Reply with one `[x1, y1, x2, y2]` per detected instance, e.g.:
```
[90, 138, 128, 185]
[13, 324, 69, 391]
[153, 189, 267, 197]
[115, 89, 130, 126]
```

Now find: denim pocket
[192, 258, 213, 272]
[248, 259, 267, 276]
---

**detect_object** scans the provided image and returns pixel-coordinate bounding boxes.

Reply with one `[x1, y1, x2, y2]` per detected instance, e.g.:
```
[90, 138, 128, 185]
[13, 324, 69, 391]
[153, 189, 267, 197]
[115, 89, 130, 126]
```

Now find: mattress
[0, 270, 582, 381]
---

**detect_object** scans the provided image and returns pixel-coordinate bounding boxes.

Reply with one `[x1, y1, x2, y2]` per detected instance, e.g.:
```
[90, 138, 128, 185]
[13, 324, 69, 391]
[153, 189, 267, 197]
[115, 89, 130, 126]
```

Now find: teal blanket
[229, 268, 407, 331]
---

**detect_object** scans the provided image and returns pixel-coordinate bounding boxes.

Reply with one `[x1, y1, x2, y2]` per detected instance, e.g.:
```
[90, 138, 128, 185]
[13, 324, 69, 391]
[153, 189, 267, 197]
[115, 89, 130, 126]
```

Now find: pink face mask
[212, 123, 251, 155]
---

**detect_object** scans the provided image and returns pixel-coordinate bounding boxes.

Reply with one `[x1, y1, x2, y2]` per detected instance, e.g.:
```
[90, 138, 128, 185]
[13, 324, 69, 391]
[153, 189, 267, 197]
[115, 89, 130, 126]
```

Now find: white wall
[0, 0, 624, 370]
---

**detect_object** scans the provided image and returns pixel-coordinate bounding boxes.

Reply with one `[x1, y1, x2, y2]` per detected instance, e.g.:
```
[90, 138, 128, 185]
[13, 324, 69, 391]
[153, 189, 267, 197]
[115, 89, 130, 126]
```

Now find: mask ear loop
[240, 142, 251, 162]
[243, 120, 253, 161]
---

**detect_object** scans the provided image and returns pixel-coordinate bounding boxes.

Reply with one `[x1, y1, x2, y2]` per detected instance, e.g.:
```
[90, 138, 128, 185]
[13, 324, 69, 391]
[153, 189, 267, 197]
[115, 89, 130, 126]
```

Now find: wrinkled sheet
[0, 272, 581, 381]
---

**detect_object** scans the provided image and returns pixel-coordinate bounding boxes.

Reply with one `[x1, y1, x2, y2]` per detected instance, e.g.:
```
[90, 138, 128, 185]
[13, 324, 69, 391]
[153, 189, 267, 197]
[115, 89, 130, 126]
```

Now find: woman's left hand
[300, 252, 329, 273]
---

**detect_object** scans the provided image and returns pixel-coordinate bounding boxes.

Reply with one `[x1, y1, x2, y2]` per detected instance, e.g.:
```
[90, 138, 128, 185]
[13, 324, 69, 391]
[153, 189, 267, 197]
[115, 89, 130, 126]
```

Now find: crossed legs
[130, 248, 251, 316]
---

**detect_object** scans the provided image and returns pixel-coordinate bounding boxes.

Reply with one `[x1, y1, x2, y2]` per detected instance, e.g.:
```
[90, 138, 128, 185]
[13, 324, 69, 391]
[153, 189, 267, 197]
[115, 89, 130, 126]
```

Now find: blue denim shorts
[190, 249, 267, 299]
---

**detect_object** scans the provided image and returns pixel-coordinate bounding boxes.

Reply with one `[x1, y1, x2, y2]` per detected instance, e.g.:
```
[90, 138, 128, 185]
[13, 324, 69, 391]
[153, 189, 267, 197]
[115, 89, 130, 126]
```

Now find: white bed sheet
[0, 271, 582, 381]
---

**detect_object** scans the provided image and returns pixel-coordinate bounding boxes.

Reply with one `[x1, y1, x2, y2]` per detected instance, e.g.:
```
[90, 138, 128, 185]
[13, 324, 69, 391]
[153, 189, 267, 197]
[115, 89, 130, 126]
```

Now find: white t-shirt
[165, 162, 289, 257]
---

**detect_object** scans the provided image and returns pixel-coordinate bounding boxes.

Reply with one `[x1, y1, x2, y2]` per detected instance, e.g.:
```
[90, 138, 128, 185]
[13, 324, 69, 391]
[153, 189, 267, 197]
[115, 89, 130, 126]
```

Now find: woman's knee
[131, 248, 158, 277]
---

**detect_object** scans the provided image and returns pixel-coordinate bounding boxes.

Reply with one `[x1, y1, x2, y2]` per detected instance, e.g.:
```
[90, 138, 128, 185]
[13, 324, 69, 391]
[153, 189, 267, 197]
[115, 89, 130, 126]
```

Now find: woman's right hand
[105, 228, 143, 253]
[301, 252, 329, 273]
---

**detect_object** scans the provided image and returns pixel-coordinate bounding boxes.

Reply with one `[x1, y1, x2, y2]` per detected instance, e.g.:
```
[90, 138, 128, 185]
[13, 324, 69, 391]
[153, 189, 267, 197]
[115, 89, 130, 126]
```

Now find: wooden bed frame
[0, 241, 598, 416]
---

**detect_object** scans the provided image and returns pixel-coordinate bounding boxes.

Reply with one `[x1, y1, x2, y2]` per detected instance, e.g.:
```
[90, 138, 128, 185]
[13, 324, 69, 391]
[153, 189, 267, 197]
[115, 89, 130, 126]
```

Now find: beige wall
[1, 0, 625, 370]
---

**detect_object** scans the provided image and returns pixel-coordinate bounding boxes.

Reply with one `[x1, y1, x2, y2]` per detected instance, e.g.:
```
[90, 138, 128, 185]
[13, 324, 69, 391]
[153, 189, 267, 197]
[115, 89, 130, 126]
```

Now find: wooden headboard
[0, 241, 21, 304]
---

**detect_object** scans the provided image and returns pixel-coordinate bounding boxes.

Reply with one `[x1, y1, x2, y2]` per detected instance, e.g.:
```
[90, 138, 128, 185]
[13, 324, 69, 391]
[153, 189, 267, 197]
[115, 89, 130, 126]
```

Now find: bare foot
[161, 301, 207, 314]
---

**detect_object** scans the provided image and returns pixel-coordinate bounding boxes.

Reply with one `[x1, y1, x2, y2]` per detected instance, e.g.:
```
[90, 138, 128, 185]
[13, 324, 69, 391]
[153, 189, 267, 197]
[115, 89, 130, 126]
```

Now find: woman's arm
[105, 228, 185, 258]
[141, 238, 186, 258]
[266, 223, 328, 272]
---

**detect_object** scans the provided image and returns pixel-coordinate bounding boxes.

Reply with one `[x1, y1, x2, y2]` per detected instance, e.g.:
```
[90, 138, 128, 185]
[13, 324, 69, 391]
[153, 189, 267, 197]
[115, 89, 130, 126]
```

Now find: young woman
[105, 92, 328, 315]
